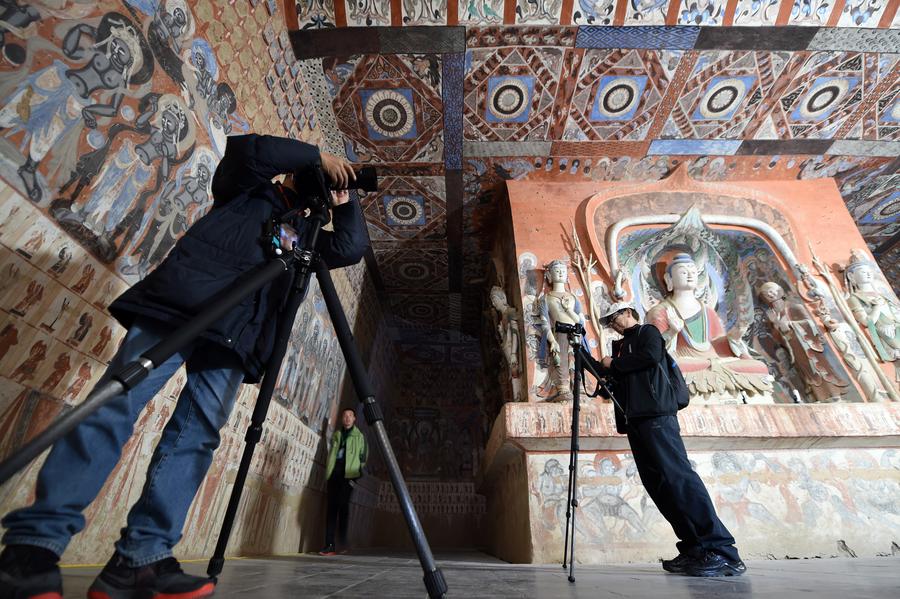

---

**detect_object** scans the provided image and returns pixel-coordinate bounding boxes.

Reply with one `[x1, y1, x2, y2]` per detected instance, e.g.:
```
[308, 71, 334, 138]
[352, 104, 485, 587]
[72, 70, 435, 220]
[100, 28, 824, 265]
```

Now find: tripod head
[554, 321, 586, 347]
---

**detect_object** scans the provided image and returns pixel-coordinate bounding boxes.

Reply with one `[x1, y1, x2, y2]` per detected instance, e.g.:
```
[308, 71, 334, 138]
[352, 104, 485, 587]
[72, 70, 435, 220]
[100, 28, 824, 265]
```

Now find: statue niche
[646, 253, 773, 403]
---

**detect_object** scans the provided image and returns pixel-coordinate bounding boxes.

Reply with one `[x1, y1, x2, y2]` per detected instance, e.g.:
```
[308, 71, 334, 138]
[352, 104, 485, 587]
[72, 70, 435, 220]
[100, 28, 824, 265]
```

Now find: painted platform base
[479, 401, 900, 564]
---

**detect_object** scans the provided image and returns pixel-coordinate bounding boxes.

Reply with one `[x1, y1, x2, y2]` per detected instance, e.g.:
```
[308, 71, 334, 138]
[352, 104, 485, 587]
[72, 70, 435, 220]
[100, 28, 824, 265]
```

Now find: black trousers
[627, 414, 740, 562]
[325, 475, 354, 547]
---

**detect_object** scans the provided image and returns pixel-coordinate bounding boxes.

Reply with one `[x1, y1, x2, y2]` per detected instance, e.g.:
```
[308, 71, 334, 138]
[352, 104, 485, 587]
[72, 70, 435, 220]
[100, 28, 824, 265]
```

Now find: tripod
[557, 323, 618, 583]
[0, 166, 448, 599]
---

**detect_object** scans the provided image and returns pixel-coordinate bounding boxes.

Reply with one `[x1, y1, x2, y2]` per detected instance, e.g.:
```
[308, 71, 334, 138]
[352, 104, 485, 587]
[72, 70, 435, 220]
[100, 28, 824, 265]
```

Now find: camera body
[293, 165, 379, 194]
[554, 322, 586, 336]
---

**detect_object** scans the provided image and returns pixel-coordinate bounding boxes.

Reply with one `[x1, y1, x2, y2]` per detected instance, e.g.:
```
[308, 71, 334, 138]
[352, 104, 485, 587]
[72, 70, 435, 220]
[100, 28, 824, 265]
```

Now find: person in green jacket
[319, 408, 367, 555]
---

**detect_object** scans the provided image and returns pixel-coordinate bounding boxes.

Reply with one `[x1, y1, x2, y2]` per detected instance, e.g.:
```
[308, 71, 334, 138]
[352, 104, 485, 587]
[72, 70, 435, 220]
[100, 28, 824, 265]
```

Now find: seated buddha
[645, 253, 773, 401]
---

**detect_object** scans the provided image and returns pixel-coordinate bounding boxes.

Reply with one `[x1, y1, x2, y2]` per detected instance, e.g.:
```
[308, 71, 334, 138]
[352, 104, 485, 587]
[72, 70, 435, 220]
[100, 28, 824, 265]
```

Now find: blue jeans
[2, 316, 244, 566]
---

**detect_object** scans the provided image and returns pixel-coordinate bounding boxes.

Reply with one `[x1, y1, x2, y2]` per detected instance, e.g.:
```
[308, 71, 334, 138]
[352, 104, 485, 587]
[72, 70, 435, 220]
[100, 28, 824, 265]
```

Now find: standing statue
[758, 282, 847, 402]
[844, 250, 900, 363]
[646, 253, 772, 401]
[537, 260, 585, 402]
[490, 286, 521, 380]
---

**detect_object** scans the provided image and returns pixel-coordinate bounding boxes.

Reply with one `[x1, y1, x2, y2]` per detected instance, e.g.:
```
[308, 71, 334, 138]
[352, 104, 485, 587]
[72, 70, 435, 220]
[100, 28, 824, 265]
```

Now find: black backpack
[662, 350, 690, 410]
[640, 325, 690, 410]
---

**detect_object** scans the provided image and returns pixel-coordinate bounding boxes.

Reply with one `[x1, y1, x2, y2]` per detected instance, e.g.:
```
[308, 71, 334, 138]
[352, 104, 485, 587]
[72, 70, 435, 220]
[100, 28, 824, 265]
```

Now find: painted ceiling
[285, 0, 900, 365]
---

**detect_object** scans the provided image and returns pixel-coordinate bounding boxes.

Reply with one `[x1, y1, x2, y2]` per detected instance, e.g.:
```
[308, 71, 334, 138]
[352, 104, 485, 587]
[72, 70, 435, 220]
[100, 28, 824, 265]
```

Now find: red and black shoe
[87, 553, 215, 599]
[0, 544, 63, 599]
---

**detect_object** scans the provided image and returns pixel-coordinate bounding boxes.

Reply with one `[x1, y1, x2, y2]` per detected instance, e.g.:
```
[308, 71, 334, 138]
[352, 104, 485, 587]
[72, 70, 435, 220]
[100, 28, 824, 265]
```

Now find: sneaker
[318, 544, 336, 556]
[87, 553, 215, 599]
[661, 553, 695, 574]
[683, 551, 747, 577]
[0, 544, 63, 599]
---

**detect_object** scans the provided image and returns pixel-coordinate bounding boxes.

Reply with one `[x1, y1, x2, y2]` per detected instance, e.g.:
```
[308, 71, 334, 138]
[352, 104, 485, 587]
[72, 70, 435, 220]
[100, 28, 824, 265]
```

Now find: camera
[554, 322, 585, 335]
[294, 165, 379, 194]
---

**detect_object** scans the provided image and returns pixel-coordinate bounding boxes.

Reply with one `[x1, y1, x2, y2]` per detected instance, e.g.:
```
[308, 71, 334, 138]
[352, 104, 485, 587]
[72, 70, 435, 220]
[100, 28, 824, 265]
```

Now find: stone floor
[60, 551, 899, 598]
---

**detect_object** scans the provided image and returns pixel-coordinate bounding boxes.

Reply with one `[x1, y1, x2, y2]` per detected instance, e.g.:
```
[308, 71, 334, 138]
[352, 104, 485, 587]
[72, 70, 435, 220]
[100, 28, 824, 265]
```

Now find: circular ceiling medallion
[596, 79, 640, 118]
[364, 89, 414, 138]
[591, 77, 643, 120]
[798, 79, 850, 120]
[398, 262, 430, 282]
[698, 78, 747, 119]
[385, 196, 423, 225]
[407, 302, 436, 319]
[488, 78, 529, 120]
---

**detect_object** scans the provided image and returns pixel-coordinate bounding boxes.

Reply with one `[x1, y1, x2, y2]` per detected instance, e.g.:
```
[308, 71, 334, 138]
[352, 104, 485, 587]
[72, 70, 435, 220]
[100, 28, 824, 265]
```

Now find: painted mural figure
[80, 93, 186, 231]
[537, 260, 585, 402]
[0, 0, 41, 67]
[41, 352, 72, 393]
[0, 12, 149, 202]
[646, 253, 772, 401]
[187, 40, 216, 102]
[120, 150, 213, 277]
[758, 282, 847, 402]
[844, 250, 900, 364]
[90, 325, 113, 357]
[580, 458, 645, 534]
[10, 279, 43, 317]
[11, 339, 47, 383]
[49, 246, 73, 276]
[142, 0, 193, 89]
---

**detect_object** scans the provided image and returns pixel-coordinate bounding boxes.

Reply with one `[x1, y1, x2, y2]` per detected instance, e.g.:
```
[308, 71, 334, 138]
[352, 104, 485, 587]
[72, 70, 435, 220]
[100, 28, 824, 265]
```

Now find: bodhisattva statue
[844, 250, 900, 364]
[645, 253, 773, 400]
[758, 282, 847, 402]
[538, 260, 585, 402]
[490, 285, 521, 380]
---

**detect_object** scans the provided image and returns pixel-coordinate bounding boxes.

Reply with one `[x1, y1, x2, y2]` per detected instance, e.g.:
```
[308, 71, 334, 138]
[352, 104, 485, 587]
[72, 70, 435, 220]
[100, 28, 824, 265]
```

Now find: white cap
[599, 301, 637, 326]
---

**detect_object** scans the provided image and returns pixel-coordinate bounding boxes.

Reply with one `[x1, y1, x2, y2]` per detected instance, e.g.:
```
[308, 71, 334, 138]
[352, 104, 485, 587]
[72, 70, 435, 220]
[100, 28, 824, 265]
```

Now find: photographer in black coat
[588, 302, 746, 578]
[0, 134, 368, 599]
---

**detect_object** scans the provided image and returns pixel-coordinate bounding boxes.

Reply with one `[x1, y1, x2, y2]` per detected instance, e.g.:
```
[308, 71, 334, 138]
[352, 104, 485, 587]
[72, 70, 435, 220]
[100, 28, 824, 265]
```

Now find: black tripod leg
[568, 346, 582, 583]
[207, 268, 308, 579]
[562, 402, 577, 570]
[314, 261, 448, 599]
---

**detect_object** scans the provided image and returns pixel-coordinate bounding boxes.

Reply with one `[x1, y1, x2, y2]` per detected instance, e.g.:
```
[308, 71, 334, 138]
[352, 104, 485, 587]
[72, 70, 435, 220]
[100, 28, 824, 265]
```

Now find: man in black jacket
[590, 302, 746, 577]
[0, 135, 368, 599]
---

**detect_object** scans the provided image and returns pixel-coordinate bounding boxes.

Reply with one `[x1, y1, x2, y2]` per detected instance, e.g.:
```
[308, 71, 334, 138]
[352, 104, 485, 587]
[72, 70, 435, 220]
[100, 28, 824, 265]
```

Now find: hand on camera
[601, 356, 613, 369]
[331, 190, 351, 206]
[321, 151, 356, 189]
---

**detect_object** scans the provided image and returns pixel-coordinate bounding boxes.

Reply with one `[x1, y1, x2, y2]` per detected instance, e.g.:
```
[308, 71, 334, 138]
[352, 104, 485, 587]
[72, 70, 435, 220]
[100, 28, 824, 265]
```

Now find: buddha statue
[844, 250, 900, 363]
[645, 253, 773, 401]
[537, 260, 585, 402]
[758, 281, 847, 402]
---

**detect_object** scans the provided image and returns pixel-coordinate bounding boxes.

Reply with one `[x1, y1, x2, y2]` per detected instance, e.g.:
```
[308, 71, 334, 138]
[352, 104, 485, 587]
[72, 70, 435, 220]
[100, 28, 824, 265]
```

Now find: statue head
[758, 281, 785, 305]
[845, 249, 877, 291]
[489, 286, 508, 311]
[543, 259, 568, 286]
[664, 253, 698, 293]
